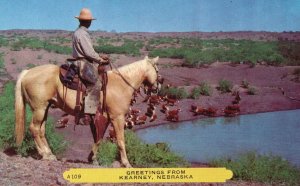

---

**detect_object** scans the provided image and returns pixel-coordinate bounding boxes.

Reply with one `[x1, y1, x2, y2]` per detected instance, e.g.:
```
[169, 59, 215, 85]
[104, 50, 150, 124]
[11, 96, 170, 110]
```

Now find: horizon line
[1, 29, 299, 34]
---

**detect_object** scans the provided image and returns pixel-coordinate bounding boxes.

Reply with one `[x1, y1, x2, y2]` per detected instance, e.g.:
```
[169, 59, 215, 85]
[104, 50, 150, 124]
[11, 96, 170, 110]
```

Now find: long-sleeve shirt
[72, 26, 101, 63]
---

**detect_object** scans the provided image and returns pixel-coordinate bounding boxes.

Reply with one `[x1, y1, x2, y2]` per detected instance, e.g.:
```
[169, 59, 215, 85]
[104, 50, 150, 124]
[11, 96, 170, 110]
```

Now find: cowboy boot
[83, 114, 93, 125]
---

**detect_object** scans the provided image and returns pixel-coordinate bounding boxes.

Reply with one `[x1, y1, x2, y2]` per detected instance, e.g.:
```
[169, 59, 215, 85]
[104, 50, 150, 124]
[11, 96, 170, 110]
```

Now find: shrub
[218, 79, 233, 93]
[190, 82, 212, 99]
[0, 35, 9, 47]
[10, 37, 72, 54]
[26, 63, 36, 69]
[148, 37, 177, 46]
[241, 79, 250, 88]
[0, 53, 4, 69]
[10, 58, 17, 64]
[159, 85, 188, 99]
[95, 38, 143, 56]
[97, 131, 190, 167]
[148, 39, 287, 67]
[210, 152, 300, 185]
[248, 86, 257, 95]
[0, 82, 67, 157]
[97, 140, 118, 166]
[278, 41, 300, 65]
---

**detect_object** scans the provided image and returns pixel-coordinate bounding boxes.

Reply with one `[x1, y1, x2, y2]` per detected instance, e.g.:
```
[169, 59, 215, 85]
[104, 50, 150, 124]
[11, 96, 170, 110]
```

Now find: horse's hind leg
[29, 108, 56, 160]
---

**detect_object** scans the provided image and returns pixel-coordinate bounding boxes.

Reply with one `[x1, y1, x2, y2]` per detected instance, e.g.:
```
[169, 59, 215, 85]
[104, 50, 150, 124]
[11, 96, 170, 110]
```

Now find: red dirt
[0, 30, 299, 186]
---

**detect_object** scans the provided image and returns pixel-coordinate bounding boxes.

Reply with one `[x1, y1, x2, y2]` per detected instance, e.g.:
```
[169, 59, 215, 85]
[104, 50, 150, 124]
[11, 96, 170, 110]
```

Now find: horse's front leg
[30, 109, 56, 160]
[112, 115, 132, 168]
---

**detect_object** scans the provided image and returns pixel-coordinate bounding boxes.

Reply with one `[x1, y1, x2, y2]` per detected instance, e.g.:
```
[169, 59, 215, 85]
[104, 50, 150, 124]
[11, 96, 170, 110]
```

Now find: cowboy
[73, 8, 109, 124]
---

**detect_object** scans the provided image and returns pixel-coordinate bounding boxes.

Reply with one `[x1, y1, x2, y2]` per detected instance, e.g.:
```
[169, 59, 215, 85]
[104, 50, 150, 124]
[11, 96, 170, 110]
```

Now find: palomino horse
[15, 56, 160, 167]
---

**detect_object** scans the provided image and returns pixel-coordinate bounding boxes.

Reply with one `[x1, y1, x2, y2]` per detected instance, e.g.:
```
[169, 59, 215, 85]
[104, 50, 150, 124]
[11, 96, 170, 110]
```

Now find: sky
[0, 0, 299, 32]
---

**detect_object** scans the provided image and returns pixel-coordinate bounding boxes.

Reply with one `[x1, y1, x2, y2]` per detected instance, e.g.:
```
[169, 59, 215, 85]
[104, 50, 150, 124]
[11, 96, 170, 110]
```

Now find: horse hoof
[126, 164, 133, 168]
[123, 162, 132, 168]
[92, 159, 99, 166]
[43, 154, 57, 161]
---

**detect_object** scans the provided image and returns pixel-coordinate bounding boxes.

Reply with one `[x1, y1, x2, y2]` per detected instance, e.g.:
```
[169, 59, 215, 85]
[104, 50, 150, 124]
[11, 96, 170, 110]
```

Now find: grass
[241, 79, 250, 88]
[0, 53, 4, 69]
[158, 85, 189, 99]
[97, 130, 190, 167]
[0, 35, 9, 47]
[10, 36, 72, 54]
[0, 82, 67, 157]
[248, 86, 257, 95]
[148, 37, 178, 46]
[26, 63, 36, 69]
[5, 35, 299, 66]
[190, 82, 213, 99]
[148, 39, 289, 67]
[95, 38, 144, 56]
[210, 152, 300, 186]
[218, 79, 233, 93]
[278, 41, 300, 65]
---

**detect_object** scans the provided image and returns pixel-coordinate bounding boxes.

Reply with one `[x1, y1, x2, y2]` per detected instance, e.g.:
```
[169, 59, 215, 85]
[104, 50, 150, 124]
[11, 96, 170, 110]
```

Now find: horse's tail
[15, 69, 29, 146]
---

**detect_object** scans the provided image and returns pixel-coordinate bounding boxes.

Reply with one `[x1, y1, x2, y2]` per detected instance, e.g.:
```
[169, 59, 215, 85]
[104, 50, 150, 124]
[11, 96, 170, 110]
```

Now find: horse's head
[143, 56, 163, 93]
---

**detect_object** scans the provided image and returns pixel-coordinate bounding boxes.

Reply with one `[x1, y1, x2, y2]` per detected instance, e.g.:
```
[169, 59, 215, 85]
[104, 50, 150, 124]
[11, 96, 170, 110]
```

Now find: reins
[109, 62, 146, 97]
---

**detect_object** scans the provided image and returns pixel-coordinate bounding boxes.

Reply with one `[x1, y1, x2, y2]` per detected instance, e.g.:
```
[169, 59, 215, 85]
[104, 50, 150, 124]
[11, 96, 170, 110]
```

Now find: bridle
[109, 62, 140, 92]
[109, 60, 161, 95]
[146, 61, 161, 94]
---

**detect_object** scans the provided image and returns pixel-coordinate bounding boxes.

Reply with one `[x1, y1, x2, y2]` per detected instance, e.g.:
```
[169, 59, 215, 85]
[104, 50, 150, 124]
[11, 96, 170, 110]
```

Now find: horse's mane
[112, 59, 147, 78]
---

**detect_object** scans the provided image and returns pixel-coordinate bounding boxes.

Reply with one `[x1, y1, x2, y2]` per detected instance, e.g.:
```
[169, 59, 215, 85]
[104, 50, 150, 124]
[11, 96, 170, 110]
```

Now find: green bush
[0, 82, 67, 156]
[26, 63, 36, 69]
[97, 131, 190, 168]
[159, 85, 188, 99]
[210, 152, 300, 186]
[95, 38, 143, 56]
[149, 47, 185, 59]
[278, 41, 300, 65]
[241, 79, 250, 88]
[97, 140, 118, 166]
[0, 35, 9, 47]
[248, 86, 257, 95]
[0, 53, 4, 69]
[148, 37, 178, 46]
[218, 79, 233, 93]
[149, 39, 286, 67]
[190, 82, 212, 99]
[10, 37, 72, 54]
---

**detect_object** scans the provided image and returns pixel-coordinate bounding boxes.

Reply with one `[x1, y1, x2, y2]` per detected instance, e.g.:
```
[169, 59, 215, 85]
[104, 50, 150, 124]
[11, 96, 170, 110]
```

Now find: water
[136, 110, 300, 166]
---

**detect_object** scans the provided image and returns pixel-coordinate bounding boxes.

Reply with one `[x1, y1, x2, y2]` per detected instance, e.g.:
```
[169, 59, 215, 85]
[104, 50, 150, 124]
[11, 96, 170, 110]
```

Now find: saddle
[59, 62, 86, 91]
[59, 60, 109, 138]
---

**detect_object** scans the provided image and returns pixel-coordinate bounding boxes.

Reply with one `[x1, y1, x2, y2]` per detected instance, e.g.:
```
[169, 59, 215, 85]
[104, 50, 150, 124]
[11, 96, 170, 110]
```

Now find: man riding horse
[14, 7, 161, 167]
[72, 8, 109, 125]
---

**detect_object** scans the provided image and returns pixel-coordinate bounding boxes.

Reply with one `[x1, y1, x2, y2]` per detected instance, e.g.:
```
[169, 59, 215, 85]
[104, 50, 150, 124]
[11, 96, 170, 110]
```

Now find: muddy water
[136, 110, 300, 167]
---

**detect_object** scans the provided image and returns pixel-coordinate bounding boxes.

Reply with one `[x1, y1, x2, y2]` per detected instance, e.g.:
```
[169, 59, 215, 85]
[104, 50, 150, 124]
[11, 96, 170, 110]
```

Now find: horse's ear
[144, 56, 149, 60]
[153, 56, 159, 64]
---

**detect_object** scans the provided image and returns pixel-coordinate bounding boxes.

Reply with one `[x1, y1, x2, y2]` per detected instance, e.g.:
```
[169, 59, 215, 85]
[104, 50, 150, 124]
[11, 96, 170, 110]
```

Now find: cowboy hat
[75, 8, 96, 20]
